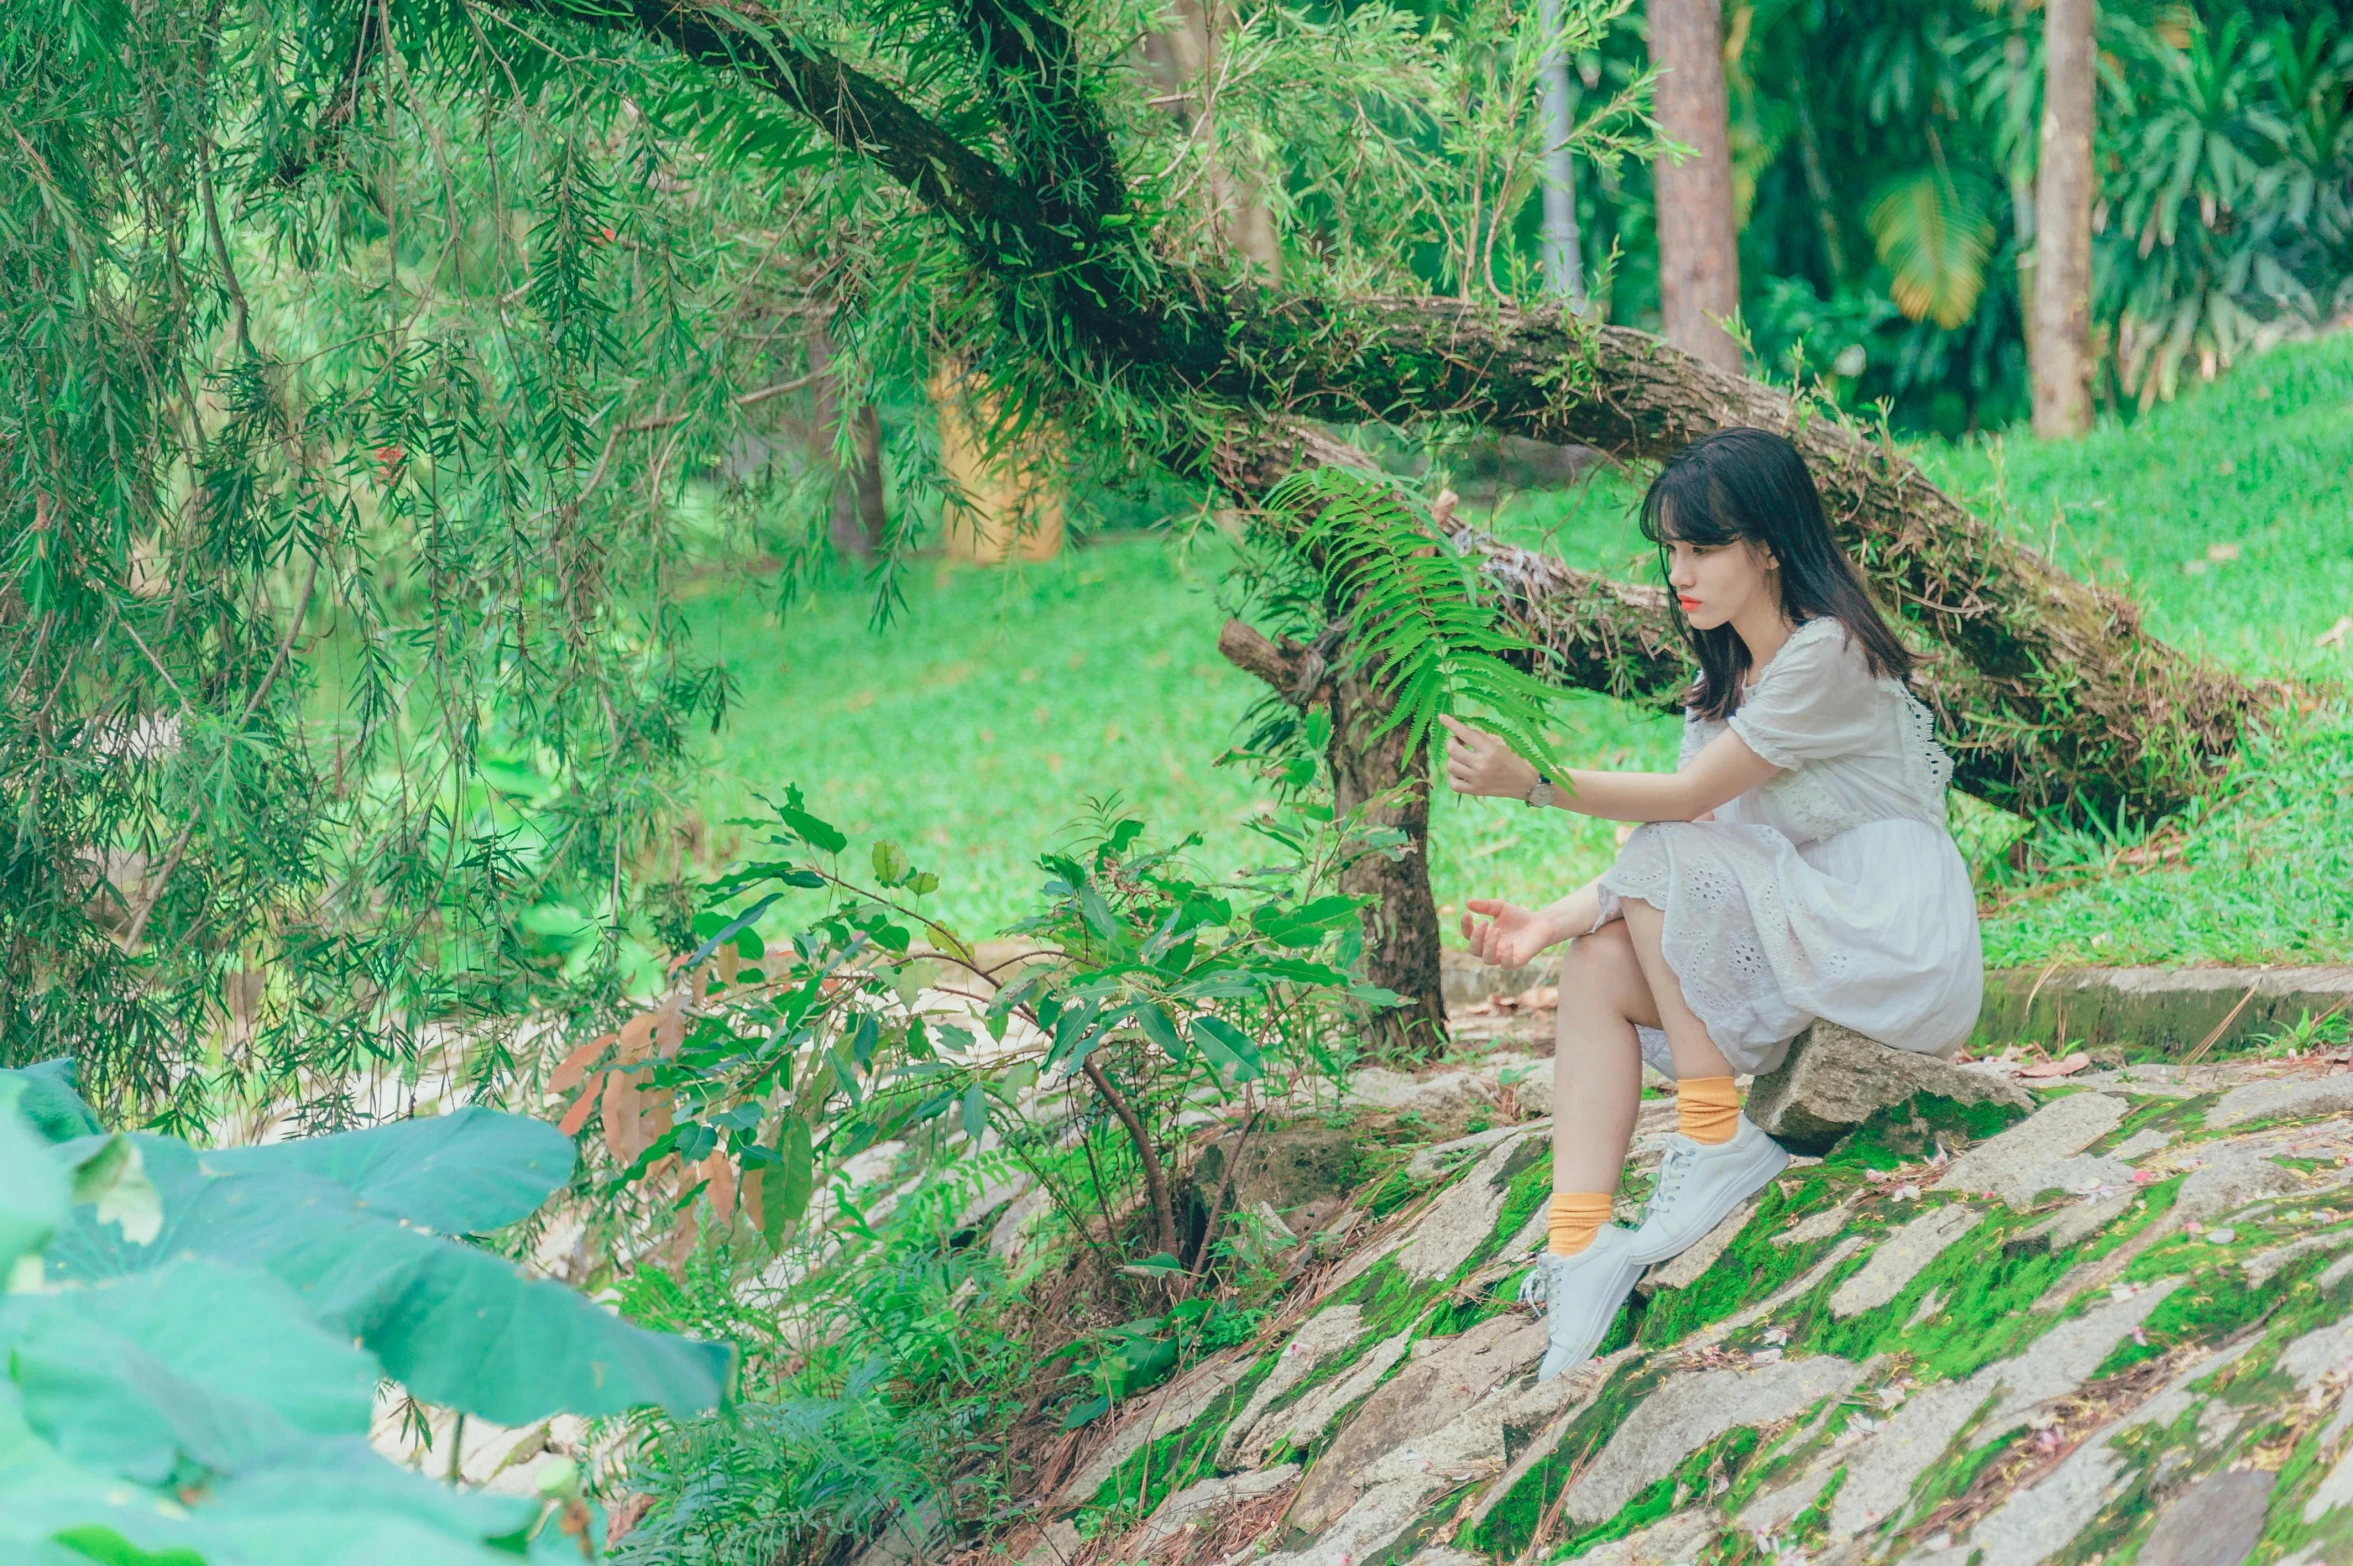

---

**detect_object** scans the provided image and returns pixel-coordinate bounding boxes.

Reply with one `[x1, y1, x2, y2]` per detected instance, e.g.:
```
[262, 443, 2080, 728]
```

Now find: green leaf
[3, 1259, 377, 1483]
[1077, 883, 1128, 955]
[959, 1082, 987, 1142]
[768, 1116, 815, 1240]
[1135, 1004, 1187, 1060]
[777, 804, 848, 855]
[0, 1059, 104, 1143]
[0, 1079, 68, 1273]
[1250, 895, 1361, 948]
[1189, 1016, 1264, 1083]
[43, 1132, 729, 1426]
[871, 839, 909, 885]
[197, 1107, 572, 1236]
[685, 892, 782, 968]
[1866, 167, 1995, 330]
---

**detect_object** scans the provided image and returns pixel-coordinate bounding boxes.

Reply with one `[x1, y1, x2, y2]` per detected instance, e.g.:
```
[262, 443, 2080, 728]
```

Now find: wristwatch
[1524, 773, 1555, 809]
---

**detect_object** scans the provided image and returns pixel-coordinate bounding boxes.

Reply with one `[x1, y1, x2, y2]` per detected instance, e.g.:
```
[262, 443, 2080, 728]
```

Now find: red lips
[1677, 596, 1701, 611]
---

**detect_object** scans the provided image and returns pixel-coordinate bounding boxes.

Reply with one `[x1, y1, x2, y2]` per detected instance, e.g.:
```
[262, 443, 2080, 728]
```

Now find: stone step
[1974, 964, 2353, 1056]
[1443, 949, 2353, 1057]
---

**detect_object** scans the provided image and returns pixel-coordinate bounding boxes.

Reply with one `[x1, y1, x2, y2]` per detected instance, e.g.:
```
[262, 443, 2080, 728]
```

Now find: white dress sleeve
[1726, 619, 1881, 769]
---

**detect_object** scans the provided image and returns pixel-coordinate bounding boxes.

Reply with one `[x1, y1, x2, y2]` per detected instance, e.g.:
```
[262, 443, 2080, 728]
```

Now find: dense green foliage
[0, 1062, 728, 1563]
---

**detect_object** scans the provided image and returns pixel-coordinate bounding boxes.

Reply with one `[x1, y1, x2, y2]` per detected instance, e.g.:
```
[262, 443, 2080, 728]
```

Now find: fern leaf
[1261, 468, 1563, 771]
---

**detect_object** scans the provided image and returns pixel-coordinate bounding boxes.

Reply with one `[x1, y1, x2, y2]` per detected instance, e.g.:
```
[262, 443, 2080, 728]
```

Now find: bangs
[1638, 471, 1747, 548]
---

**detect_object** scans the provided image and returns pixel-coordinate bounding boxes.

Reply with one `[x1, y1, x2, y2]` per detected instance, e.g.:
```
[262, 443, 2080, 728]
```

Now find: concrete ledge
[1973, 965, 2353, 1056]
[1447, 949, 2353, 1057]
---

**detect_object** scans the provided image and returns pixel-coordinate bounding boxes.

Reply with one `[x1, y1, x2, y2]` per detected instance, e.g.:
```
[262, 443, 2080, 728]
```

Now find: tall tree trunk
[2032, 0, 2096, 437]
[1537, 0, 1587, 309]
[1647, 0, 1742, 373]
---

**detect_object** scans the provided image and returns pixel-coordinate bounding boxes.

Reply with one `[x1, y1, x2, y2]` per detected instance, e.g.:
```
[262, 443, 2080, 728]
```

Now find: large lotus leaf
[197, 1108, 574, 1235]
[2, 1259, 377, 1483]
[0, 1082, 67, 1271]
[48, 1136, 730, 1425]
[0, 1060, 105, 1145]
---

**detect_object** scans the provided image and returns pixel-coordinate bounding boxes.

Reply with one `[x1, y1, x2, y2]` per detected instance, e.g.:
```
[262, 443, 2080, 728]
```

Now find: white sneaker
[1626, 1115, 1789, 1266]
[1518, 1224, 1645, 1382]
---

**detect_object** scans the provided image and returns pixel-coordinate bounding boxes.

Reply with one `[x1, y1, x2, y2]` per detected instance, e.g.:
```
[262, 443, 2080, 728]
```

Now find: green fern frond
[1261, 467, 1563, 771]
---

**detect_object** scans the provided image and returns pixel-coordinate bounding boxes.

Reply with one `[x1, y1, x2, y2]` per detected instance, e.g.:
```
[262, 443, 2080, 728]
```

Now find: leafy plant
[1256, 466, 1565, 769]
[0, 1061, 731, 1563]
[549, 788, 1389, 1282]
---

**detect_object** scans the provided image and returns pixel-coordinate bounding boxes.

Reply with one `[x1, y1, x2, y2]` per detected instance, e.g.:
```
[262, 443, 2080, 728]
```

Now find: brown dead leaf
[550, 1033, 614, 1093]
[601, 1066, 641, 1160]
[557, 1074, 604, 1137]
[703, 1150, 738, 1217]
[2017, 1051, 2092, 1080]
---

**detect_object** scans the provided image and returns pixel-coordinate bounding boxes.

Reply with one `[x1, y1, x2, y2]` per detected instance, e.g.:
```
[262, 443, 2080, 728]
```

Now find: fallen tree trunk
[1204, 315, 2261, 822]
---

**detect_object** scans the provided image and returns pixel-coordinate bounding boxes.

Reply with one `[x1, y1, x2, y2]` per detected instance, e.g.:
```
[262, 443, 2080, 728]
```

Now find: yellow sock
[1677, 1076, 1742, 1145]
[1547, 1191, 1613, 1256]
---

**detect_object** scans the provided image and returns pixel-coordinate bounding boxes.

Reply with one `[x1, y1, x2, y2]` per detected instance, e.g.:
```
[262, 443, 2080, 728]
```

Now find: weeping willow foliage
[0, 0, 1654, 1127]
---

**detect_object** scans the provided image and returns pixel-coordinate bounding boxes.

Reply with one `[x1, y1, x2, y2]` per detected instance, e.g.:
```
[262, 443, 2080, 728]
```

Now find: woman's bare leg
[1550, 921, 1660, 1195]
[1619, 896, 1736, 1082]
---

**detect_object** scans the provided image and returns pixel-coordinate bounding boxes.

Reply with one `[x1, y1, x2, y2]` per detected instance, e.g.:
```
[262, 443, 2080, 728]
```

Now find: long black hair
[1638, 427, 1912, 721]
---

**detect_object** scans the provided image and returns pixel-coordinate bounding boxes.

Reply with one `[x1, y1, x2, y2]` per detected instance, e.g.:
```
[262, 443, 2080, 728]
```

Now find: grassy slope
[679, 334, 2353, 965]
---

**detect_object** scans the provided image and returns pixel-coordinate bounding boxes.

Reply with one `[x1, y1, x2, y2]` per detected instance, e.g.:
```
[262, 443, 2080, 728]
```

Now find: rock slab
[1940, 1092, 2127, 1210]
[1561, 1356, 1863, 1524]
[1745, 1021, 2032, 1154]
[2139, 1469, 2273, 1566]
[1829, 1203, 1982, 1319]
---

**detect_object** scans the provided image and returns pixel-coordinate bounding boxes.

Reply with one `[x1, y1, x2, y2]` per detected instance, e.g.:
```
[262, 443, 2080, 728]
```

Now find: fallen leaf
[2207, 542, 2240, 562]
[2017, 1051, 2091, 1080]
[2319, 615, 2352, 650]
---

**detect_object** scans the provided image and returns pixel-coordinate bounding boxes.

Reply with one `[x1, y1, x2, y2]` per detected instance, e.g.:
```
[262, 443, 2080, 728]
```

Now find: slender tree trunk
[1537, 0, 1587, 309]
[1647, 0, 1742, 373]
[1791, 80, 1847, 282]
[1141, 0, 1280, 280]
[1217, 619, 1446, 1058]
[2006, 13, 2038, 369]
[845, 404, 888, 558]
[2032, 0, 2096, 437]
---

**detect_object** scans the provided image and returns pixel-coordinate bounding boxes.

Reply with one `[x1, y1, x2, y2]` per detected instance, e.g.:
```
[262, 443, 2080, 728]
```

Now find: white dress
[1594, 616, 1984, 1077]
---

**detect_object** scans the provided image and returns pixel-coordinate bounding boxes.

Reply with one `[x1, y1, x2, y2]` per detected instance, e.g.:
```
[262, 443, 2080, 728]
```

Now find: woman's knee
[1562, 922, 1643, 1005]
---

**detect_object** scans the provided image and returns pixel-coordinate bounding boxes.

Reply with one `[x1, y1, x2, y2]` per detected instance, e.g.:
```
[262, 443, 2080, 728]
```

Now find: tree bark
[2032, 0, 2097, 437]
[1215, 620, 1446, 1058]
[1647, 0, 1743, 373]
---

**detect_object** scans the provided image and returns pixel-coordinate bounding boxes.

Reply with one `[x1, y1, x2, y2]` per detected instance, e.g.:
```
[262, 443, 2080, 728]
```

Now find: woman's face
[1665, 536, 1780, 631]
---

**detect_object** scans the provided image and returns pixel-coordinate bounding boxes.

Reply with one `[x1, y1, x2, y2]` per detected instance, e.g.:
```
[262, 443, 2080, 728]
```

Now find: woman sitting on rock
[1441, 426, 1983, 1381]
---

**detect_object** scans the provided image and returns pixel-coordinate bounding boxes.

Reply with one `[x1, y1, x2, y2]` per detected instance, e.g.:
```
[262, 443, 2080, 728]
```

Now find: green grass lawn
[679, 333, 2353, 968]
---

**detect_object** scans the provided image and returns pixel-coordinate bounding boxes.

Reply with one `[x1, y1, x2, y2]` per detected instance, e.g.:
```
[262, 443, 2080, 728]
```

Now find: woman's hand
[1460, 899, 1560, 969]
[1441, 716, 1540, 800]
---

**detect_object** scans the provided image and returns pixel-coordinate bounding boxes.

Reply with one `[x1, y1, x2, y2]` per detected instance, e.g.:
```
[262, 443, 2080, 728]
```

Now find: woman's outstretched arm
[1440, 716, 1779, 822]
[1460, 879, 1606, 968]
